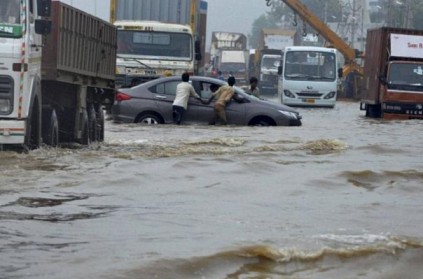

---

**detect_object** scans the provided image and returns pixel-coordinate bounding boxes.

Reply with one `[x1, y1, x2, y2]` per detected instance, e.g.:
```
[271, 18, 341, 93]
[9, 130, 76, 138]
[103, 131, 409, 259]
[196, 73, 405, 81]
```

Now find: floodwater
[1, 100, 423, 279]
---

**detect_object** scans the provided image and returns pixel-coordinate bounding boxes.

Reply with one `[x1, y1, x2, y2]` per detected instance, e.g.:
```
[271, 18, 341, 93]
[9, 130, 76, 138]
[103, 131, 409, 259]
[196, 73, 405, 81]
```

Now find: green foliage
[267, 0, 343, 25]
[249, 14, 278, 49]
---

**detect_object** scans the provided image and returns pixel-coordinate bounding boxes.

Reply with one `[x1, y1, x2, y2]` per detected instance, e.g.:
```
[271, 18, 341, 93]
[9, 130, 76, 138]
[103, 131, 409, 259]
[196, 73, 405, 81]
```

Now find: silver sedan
[111, 76, 302, 126]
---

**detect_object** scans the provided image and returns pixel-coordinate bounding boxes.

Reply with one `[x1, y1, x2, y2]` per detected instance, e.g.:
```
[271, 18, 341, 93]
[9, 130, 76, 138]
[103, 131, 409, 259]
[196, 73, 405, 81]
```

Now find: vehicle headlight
[0, 99, 11, 114]
[284, 90, 296, 98]
[279, 110, 298, 119]
[324, 91, 336, 99]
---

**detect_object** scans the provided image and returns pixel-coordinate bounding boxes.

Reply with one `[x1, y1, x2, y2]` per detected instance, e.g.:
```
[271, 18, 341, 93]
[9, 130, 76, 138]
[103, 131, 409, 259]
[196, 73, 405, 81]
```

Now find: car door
[192, 81, 247, 125]
[190, 81, 216, 124]
[151, 80, 198, 124]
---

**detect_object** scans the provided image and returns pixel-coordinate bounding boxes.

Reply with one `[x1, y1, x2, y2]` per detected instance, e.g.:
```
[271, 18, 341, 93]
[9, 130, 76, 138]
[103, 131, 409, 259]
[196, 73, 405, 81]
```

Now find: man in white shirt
[172, 73, 201, 125]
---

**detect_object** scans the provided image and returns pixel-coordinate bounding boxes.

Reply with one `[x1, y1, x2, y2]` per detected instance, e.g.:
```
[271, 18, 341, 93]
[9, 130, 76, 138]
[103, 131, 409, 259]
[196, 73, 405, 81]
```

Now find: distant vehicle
[111, 76, 302, 126]
[360, 27, 423, 119]
[279, 46, 340, 108]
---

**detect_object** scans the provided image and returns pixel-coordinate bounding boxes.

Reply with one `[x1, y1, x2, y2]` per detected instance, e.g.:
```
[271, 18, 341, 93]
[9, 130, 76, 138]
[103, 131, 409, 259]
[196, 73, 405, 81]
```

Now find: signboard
[391, 33, 423, 59]
[264, 35, 294, 50]
[211, 32, 247, 50]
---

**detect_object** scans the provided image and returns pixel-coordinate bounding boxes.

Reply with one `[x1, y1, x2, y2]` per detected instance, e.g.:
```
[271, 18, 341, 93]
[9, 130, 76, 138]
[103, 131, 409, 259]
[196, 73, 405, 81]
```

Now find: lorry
[0, 0, 116, 149]
[250, 28, 296, 95]
[360, 27, 423, 119]
[110, 0, 206, 87]
[210, 31, 248, 85]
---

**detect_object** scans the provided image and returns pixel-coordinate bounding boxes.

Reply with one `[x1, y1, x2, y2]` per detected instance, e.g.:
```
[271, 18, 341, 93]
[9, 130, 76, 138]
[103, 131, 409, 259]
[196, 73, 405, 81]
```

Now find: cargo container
[360, 27, 423, 119]
[210, 32, 248, 85]
[0, 0, 117, 149]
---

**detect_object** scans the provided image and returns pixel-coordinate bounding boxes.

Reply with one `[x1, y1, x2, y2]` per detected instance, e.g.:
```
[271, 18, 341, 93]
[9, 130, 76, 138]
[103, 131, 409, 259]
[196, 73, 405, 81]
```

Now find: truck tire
[43, 109, 59, 147]
[89, 105, 98, 142]
[366, 104, 382, 118]
[96, 106, 105, 142]
[24, 96, 42, 150]
[79, 109, 90, 145]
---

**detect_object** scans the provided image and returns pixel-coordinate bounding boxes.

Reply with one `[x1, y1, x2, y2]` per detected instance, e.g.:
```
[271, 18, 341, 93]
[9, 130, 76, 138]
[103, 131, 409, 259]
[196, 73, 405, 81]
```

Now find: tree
[249, 14, 278, 49]
[266, 0, 344, 26]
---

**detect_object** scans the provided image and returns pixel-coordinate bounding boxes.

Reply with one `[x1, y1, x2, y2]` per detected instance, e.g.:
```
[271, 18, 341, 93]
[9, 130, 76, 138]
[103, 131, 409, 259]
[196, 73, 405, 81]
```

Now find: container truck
[210, 31, 248, 85]
[360, 27, 423, 119]
[250, 28, 295, 95]
[0, 0, 117, 149]
[111, 0, 206, 87]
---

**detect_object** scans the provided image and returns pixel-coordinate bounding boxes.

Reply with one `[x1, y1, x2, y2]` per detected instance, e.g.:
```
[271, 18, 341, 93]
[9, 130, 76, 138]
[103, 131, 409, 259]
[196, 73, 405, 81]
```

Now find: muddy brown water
[1, 101, 423, 279]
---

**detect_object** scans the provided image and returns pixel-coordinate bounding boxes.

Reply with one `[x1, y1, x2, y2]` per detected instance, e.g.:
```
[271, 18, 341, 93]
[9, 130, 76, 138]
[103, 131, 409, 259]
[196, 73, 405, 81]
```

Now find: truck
[110, 0, 206, 88]
[360, 27, 423, 119]
[210, 31, 248, 85]
[251, 28, 296, 95]
[0, 0, 116, 149]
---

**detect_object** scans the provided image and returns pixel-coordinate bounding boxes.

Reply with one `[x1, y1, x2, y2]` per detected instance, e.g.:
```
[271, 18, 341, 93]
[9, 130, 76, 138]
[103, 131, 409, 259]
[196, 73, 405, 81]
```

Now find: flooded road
[1, 101, 423, 279]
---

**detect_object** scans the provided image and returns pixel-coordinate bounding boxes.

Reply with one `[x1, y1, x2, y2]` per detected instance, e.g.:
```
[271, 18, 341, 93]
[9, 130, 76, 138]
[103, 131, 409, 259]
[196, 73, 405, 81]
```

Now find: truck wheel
[96, 106, 105, 142]
[366, 104, 382, 118]
[24, 96, 42, 150]
[89, 105, 98, 142]
[79, 109, 90, 145]
[44, 109, 59, 147]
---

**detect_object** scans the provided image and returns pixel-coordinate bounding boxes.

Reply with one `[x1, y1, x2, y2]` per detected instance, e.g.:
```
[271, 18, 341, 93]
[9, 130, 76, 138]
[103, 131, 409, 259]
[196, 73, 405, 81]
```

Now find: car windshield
[117, 30, 193, 61]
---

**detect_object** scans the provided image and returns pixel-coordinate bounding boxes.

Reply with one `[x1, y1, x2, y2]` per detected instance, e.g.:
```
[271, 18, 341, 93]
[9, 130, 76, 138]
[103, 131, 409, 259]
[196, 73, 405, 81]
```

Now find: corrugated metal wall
[115, 0, 192, 25]
[42, 2, 117, 86]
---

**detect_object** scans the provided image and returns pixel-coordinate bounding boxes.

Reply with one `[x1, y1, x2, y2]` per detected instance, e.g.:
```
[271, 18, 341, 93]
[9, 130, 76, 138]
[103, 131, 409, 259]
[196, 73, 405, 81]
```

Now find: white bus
[278, 46, 340, 108]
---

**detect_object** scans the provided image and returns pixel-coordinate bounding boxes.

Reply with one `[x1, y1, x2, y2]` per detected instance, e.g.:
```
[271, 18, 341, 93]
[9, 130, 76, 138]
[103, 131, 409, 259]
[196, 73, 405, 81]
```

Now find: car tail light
[115, 92, 132, 102]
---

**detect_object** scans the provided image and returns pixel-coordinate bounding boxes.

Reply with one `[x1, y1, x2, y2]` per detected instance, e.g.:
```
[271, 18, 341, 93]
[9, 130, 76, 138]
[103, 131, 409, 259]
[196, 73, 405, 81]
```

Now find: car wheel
[250, 117, 274, 126]
[136, 113, 162, 125]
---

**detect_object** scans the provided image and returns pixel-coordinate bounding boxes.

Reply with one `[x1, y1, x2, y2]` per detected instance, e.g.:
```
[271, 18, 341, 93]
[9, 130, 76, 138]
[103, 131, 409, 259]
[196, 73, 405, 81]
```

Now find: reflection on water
[1, 102, 423, 278]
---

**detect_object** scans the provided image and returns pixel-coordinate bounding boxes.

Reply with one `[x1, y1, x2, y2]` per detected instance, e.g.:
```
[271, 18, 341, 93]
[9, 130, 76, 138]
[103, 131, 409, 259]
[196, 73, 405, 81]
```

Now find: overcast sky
[60, 0, 271, 48]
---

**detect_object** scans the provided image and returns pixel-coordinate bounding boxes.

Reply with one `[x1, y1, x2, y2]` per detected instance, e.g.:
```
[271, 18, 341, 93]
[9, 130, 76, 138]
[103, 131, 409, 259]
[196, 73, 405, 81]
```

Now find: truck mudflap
[382, 102, 423, 120]
[0, 120, 25, 144]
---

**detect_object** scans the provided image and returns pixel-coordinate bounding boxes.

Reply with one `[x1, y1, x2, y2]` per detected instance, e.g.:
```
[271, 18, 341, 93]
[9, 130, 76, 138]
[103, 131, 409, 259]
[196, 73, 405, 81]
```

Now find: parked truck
[0, 0, 116, 149]
[111, 0, 206, 87]
[210, 31, 248, 85]
[250, 28, 296, 95]
[360, 27, 423, 119]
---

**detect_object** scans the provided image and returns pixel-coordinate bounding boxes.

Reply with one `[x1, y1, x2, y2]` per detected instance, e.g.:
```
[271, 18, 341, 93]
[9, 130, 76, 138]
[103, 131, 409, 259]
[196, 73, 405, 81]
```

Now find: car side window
[164, 81, 180, 96]
[151, 83, 165, 94]
[199, 82, 220, 99]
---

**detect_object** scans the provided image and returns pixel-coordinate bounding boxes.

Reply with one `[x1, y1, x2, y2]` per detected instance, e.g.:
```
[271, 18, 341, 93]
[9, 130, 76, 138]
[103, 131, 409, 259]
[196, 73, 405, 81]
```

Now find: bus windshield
[284, 51, 336, 81]
[117, 30, 192, 61]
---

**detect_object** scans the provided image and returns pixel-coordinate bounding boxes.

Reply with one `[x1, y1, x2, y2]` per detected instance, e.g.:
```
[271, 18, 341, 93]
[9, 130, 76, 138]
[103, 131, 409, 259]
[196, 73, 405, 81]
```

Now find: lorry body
[111, 0, 206, 87]
[218, 50, 248, 85]
[210, 31, 248, 85]
[279, 46, 339, 108]
[251, 28, 295, 95]
[360, 27, 423, 119]
[0, 0, 116, 149]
